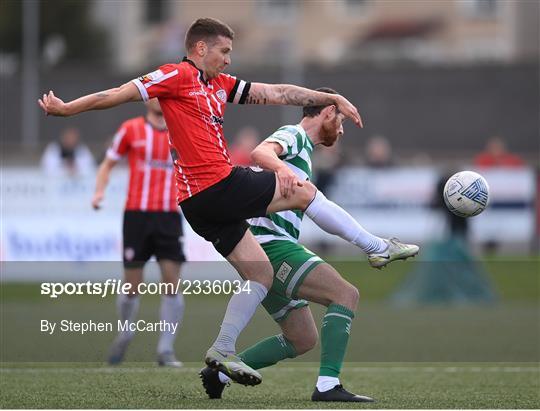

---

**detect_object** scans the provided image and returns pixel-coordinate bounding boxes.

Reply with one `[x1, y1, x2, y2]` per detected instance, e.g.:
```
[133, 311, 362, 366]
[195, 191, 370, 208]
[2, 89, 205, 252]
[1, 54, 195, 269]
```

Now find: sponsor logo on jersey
[276, 262, 292, 283]
[202, 114, 224, 126]
[139, 69, 164, 83]
[189, 90, 207, 97]
[211, 115, 224, 126]
[216, 89, 227, 103]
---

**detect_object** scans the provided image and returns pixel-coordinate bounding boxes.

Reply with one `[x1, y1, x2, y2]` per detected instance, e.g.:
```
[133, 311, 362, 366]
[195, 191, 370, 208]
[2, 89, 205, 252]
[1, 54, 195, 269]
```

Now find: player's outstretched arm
[38, 82, 141, 117]
[247, 83, 363, 127]
[251, 141, 303, 198]
[92, 157, 117, 210]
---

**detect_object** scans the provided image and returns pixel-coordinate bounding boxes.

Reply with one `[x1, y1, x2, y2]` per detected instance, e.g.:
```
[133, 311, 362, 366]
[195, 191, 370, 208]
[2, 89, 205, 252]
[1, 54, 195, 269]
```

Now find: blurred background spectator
[364, 135, 394, 168]
[40, 127, 95, 177]
[229, 126, 259, 166]
[474, 136, 525, 168]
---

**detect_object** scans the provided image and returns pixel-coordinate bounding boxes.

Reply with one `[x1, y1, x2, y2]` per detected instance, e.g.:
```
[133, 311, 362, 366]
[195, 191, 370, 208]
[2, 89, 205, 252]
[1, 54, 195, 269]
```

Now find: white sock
[117, 293, 140, 342]
[212, 281, 268, 354]
[305, 191, 387, 254]
[316, 376, 340, 392]
[157, 294, 185, 355]
[218, 371, 231, 384]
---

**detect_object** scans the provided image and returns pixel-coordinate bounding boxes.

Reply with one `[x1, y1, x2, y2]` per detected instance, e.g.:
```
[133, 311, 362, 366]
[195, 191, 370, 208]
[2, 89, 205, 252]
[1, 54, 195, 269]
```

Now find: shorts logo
[124, 247, 135, 261]
[276, 262, 292, 283]
[216, 89, 227, 103]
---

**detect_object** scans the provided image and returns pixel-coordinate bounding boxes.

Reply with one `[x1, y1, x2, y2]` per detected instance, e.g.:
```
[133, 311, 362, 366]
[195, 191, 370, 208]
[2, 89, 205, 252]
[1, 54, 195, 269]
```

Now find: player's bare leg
[265, 176, 317, 215]
[108, 267, 143, 365]
[205, 230, 273, 386]
[280, 306, 319, 355]
[157, 259, 184, 367]
[297, 264, 374, 402]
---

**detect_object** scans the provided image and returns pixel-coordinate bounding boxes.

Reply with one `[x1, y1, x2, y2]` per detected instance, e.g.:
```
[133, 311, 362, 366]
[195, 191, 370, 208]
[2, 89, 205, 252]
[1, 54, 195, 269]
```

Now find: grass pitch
[1, 257, 538, 408]
[1, 362, 539, 409]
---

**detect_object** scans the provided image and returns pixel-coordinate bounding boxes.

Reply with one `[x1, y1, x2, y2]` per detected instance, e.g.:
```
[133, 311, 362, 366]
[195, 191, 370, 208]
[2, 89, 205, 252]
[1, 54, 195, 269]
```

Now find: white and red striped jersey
[131, 57, 251, 203]
[106, 117, 177, 212]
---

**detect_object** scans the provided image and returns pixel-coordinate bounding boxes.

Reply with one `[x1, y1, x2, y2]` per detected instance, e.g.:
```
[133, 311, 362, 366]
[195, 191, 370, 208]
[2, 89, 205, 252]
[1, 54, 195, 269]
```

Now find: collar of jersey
[182, 56, 209, 85]
[296, 124, 315, 149]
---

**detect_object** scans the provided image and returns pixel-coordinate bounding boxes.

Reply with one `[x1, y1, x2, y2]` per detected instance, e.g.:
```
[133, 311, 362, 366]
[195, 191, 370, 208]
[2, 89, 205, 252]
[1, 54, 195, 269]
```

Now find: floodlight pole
[21, 0, 40, 148]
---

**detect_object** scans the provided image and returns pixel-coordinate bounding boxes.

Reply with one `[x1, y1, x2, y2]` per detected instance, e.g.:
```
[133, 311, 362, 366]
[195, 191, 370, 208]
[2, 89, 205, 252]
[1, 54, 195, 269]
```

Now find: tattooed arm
[38, 82, 141, 117]
[247, 83, 363, 127]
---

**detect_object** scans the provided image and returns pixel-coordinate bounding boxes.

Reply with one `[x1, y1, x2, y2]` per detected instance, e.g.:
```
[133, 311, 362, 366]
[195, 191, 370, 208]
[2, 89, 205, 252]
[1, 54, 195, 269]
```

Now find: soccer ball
[443, 171, 489, 217]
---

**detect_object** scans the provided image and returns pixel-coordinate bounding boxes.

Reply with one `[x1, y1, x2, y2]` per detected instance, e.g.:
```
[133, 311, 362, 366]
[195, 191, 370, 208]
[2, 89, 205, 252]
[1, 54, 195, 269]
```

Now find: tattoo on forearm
[246, 97, 267, 104]
[282, 86, 334, 106]
[95, 92, 109, 98]
[247, 85, 335, 106]
[246, 89, 268, 105]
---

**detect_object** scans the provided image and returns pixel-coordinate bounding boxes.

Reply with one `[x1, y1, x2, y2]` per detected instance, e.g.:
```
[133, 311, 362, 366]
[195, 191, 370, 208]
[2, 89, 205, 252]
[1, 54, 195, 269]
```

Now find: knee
[125, 280, 143, 296]
[252, 267, 273, 289]
[236, 262, 273, 290]
[290, 329, 318, 355]
[245, 272, 272, 290]
[258, 275, 273, 290]
[296, 182, 318, 211]
[330, 284, 359, 312]
[349, 286, 360, 309]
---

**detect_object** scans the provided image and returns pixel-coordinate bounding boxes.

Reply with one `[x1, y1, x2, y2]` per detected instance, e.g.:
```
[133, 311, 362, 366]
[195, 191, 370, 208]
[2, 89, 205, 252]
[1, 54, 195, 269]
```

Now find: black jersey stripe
[238, 82, 251, 104]
[227, 79, 240, 103]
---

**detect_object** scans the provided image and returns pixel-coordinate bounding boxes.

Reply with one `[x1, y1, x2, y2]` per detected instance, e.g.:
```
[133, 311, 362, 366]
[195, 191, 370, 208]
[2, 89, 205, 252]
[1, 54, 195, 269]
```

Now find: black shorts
[123, 211, 186, 268]
[180, 166, 276, 257]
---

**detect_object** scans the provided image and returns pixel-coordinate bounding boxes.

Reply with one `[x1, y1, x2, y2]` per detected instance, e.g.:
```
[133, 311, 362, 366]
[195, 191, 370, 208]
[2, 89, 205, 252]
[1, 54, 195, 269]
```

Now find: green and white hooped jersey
[249, 124, 314, 244]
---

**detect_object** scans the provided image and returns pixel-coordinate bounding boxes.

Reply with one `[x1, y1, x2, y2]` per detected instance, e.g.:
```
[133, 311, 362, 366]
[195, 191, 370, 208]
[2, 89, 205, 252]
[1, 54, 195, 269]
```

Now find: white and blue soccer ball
[443, 171, 489, 217]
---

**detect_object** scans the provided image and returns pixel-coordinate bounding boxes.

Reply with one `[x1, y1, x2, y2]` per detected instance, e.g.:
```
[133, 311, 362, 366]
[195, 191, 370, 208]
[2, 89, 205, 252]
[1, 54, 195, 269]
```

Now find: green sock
[239, 334, 297, 370]
[320, 303, 355, 377]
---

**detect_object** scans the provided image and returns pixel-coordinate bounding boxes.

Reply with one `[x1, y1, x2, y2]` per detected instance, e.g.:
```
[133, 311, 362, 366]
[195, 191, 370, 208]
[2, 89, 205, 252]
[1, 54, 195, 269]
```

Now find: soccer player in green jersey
[200, 87, 419, 402]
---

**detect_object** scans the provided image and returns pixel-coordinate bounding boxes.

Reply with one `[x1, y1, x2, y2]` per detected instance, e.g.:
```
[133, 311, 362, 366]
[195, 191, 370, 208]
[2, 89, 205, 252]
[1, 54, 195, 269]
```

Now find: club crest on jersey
[216, 89, 227, 103]
[139, 69, 163, 83]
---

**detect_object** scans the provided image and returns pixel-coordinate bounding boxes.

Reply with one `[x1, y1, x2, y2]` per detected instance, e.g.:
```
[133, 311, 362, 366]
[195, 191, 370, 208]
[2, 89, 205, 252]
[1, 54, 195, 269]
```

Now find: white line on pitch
[0, 366, 538, 374]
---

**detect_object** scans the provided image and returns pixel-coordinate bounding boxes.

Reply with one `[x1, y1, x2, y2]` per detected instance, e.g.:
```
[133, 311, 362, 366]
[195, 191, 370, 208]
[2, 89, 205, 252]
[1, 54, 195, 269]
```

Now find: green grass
[1, 362, 539, 408]
[1, 257, 538, 408]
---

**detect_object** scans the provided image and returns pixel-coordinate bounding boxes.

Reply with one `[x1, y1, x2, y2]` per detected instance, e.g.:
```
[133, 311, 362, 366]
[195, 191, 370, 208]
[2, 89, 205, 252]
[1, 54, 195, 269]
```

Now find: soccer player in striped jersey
[200, 88, 418, 402]
[92, 98, 185, 367]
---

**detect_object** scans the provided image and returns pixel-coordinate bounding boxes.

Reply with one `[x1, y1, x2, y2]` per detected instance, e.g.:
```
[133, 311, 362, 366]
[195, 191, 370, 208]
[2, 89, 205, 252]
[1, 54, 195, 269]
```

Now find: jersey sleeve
[222, 74, 251, 104]
[264, 127, 302, 158]
[131, 64, 180, 101]
[106, 122, 131, 160]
